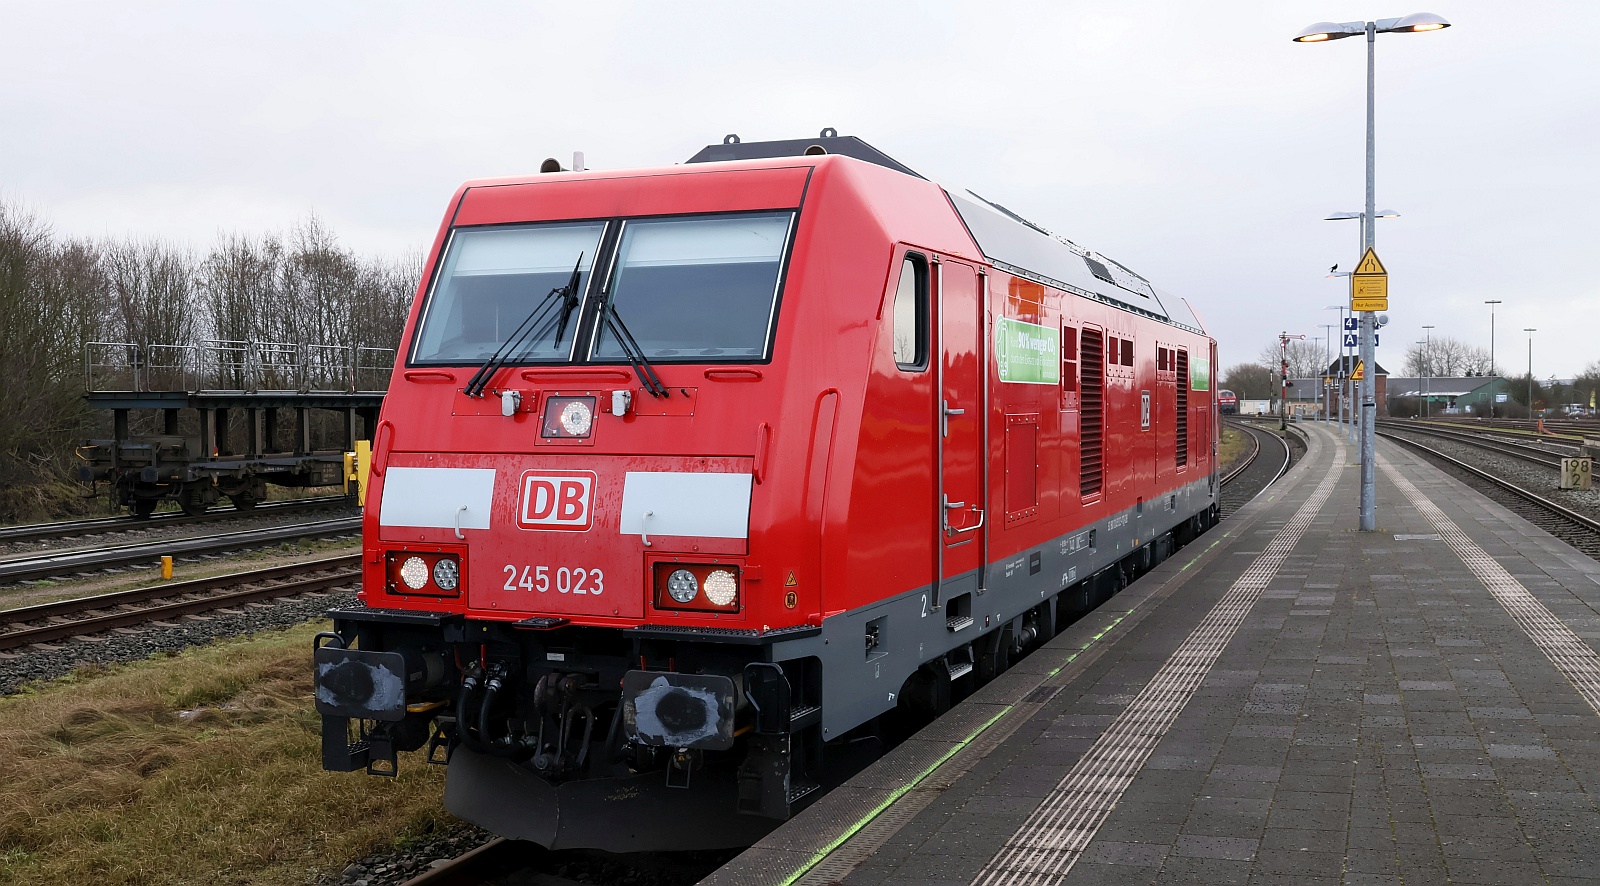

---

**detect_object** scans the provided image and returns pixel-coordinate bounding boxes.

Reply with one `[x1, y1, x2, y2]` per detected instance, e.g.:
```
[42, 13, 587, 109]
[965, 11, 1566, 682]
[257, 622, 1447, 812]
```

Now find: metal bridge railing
[84, 341, 395, 395]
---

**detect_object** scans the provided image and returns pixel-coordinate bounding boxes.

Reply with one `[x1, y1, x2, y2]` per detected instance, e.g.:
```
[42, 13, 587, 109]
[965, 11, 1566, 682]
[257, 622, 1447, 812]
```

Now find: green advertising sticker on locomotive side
[1191, 354, 1210, 391]
[995, 317, 1060, 385]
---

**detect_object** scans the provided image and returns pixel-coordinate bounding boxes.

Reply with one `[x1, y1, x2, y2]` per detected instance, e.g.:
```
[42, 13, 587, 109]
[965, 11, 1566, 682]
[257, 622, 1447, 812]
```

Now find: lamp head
[1383, 12, 1451, 33]
[1293, 20, 1364, 42]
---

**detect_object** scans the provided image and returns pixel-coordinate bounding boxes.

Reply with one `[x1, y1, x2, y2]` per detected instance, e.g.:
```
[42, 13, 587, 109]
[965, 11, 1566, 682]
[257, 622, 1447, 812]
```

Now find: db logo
[517, 471, 596, 531]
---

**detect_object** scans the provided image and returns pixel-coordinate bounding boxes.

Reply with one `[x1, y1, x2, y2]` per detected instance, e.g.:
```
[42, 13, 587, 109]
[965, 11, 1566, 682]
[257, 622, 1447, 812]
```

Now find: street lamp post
[1323, 304, 1350, 437]
[1525, 327, 1537, 417]
[1320, 323, 1338, 420]
[1296, 12, 1450, 532]
[1486, 299, 1502, 418]
[1421, 324, 1434, 418]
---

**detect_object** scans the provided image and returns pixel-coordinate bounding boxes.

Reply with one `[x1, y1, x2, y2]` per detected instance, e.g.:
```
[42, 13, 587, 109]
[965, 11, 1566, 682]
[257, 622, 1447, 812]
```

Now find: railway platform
[702, 421, 1600, 886]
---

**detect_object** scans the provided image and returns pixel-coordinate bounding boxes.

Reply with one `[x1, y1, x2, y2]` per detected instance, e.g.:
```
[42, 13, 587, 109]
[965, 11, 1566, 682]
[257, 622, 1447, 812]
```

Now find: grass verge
[0, 621, 452, 886]
[1218, 425, 1247, 473]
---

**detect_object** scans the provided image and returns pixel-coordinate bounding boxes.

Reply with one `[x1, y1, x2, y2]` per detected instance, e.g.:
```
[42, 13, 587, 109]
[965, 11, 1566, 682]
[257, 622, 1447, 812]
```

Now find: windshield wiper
[602, 302, 668, 398]
[462, 253, 583, 397]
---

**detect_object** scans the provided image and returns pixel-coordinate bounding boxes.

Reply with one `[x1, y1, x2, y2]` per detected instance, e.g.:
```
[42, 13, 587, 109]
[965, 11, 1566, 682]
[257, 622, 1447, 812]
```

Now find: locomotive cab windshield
[411, 210, 794, 368]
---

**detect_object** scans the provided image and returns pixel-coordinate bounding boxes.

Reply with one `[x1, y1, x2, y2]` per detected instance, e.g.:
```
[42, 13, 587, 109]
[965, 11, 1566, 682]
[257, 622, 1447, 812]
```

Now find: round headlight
[560, 399, 593, 436]
[703, 569, 738, 607]
[666, 568, 698, 603]
[432, 558, 459, 591]
[399, 556, 429, 590]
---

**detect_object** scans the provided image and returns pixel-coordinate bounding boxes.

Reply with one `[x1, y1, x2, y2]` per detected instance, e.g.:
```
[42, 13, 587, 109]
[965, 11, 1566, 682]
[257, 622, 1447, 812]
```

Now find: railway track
[0, 494, 352, 546]
[1447, 416, 1599, 438]
[0, 516, 361, 584]
[1219, 419, 1294, 516]
[0, 555, 360, 651]
[1378, 431, 1600, 560]
[1377, 419, 1569, 469]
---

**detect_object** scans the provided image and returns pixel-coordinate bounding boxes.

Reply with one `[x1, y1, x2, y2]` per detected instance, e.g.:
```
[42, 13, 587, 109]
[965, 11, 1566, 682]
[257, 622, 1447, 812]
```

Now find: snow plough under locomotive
[314, 132, 1219, 851]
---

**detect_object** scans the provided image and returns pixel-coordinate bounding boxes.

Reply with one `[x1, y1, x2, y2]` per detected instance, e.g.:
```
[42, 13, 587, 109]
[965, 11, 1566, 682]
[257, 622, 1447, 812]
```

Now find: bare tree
[104, 239, 197, 348]
[0, 200, 420, 519]
[1257, 340, 1327, 379]
[1221, 363, 1276, 399]
[0, 202, 118, 518]
[1401, 336, 1495, 377]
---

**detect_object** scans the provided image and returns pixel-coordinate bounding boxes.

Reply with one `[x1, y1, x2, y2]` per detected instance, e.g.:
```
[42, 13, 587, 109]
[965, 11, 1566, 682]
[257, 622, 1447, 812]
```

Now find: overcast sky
[3, 1, 1595, 378]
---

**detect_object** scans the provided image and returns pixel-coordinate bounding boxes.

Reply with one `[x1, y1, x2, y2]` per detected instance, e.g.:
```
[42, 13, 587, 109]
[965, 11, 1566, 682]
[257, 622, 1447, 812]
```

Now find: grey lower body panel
[775, 474, 1217, 738]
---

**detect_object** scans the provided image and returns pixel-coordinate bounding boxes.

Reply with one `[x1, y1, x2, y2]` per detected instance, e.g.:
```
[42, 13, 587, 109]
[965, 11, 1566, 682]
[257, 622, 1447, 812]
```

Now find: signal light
[385, 551, 463, 597]
[652, 562, 741, 613]
[542, 396, 596, 439]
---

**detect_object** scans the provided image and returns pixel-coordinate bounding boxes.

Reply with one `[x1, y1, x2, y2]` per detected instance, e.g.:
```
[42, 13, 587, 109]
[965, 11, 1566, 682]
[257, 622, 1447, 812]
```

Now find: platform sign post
[1350, 248, 1388, 312]
[1561, 457, 1592, 491]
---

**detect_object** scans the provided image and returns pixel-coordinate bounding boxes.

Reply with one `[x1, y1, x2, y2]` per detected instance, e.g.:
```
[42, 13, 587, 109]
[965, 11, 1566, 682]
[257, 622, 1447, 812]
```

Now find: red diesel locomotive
[314, 133, 1220, 851]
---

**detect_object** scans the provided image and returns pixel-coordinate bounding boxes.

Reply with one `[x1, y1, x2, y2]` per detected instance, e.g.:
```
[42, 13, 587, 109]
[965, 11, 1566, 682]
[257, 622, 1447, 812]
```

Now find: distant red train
[1219, 389, 1238, 414]
[314, 133, 1220, 851]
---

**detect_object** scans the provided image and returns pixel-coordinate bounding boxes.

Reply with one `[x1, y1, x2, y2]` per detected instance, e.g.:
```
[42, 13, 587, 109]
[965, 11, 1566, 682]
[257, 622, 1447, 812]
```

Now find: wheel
[131, 498, 158, 519]
[228, 493, 258, 512]
[178, 486, 208, 516]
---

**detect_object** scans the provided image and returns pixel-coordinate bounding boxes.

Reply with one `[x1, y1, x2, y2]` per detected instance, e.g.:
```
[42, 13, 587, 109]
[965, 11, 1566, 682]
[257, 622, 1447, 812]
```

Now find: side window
[892, 254, 929, 370]
[1121, 338, 1134, 366]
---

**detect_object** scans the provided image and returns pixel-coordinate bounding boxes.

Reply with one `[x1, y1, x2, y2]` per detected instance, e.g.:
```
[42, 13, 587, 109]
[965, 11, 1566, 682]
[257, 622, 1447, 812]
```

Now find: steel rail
[0, 517, 361, 583]
[0, 495, 353, 544]
[0, 557, 361, 650]
[1378, 432, 1600, 536]
[1378, 420, 1564, 469]
[1424, 417, 1593, 440]
[392, 839, 521, 886]
[1220, 419, 1263, 487]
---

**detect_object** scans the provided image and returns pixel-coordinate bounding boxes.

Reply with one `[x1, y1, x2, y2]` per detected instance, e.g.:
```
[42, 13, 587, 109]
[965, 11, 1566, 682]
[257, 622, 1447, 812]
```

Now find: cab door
[936, 259, 985, 603]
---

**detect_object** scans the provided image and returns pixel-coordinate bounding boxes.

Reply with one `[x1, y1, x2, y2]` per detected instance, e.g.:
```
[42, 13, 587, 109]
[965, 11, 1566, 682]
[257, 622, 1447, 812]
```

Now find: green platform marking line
[776, 706, 1011, 886]
[773, 601, 1143, 884]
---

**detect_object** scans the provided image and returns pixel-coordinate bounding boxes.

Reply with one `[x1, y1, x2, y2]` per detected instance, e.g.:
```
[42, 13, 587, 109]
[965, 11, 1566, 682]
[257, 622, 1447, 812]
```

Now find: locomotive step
[945, 614, 974, 632]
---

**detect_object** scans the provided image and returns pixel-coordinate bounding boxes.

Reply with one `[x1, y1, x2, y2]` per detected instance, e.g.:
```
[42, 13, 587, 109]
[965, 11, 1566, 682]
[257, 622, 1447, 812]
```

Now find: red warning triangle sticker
[784, 571, 798, 587]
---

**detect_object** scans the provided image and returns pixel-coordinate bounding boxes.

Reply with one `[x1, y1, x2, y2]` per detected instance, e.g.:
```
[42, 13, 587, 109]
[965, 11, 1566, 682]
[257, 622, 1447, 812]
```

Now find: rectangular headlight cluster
[652, 562, 741, 613]
[385, 551, 463, 597]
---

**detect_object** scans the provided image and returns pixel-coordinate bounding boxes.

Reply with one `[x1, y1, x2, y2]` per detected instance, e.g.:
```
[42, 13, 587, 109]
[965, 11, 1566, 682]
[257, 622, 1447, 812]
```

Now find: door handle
[942, 400, 965, 437]
[942, 496, 984, 535]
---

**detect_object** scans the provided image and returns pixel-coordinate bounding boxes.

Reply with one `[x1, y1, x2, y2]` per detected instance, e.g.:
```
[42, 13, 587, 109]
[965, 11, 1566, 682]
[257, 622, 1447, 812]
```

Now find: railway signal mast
[1279, 332, 1305, 431]
[1294, 11, 1451, 531]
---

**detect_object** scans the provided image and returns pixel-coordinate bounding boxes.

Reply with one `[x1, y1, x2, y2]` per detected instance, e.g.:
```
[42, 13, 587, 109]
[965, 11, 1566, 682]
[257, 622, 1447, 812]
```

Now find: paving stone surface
[704, 423, 1600, 886]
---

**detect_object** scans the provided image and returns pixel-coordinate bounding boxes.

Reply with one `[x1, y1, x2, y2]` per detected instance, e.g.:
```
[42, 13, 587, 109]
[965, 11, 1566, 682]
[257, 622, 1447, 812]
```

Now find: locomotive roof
[686, 132, 924, 179]
[945, 191, 1205, 335]
[687, 133, 1205, 336]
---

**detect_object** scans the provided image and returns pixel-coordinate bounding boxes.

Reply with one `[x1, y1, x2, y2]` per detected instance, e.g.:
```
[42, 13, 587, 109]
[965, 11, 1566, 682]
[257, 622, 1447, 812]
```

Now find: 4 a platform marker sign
[1350, 247, 1388, 312]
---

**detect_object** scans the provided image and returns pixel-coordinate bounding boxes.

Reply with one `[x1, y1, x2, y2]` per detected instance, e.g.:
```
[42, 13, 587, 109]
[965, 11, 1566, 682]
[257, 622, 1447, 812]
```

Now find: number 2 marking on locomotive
[502, 565, 604, 595]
